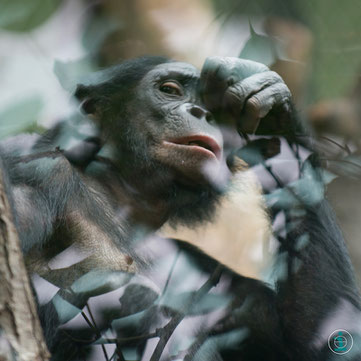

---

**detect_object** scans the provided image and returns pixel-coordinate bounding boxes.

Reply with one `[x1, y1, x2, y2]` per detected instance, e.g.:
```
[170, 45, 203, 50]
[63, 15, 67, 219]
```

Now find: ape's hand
[200, 57, 293, 136]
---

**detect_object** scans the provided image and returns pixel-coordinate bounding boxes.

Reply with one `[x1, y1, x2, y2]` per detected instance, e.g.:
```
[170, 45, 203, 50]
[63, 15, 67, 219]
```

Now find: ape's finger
[223, 71, 284, 119]
[239, 83, 291, 134]
[200, 56, 268, 111]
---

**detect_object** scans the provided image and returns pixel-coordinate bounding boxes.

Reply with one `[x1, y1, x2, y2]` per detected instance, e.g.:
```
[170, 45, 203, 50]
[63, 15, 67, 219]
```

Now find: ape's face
[77, 59, 233, 224]
[125, 62, 229, 191]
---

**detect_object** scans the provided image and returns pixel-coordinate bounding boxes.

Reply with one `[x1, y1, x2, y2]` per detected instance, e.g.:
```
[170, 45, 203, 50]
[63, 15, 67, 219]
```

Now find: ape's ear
[74, 84, 100, 119]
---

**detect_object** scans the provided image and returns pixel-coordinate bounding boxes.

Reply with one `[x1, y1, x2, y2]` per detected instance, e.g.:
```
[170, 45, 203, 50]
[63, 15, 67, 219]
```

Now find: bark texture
[0, 167, 49, 361]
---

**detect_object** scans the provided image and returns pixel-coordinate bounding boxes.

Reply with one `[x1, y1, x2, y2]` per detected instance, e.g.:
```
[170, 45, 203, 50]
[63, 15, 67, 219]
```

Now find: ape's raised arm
[200, 56, 361, 359]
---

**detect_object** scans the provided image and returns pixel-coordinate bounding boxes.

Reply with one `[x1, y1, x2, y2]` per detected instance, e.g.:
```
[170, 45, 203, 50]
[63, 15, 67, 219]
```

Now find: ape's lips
[165, 135, 222, 160]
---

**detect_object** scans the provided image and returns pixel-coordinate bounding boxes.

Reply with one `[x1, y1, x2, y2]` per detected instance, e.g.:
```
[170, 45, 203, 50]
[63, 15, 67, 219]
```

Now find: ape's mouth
[165, 135, 222, 160]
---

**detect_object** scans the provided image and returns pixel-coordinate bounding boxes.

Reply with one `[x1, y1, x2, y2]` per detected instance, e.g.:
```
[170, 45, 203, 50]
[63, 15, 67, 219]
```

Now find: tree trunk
[0, 166, 49, 361]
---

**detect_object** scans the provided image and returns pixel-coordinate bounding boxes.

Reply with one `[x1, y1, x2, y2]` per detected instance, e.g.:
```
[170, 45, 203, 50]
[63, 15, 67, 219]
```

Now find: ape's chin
[165, 180, 223, 228]
[117, 142, 227, 227]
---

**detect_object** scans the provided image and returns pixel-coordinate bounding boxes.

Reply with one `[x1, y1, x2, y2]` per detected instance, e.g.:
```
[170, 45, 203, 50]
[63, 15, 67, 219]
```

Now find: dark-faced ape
[1, 56, 361, 361]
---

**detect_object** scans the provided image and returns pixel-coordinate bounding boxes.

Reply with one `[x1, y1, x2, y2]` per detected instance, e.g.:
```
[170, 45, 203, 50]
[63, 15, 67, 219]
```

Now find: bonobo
[1, 56, 360, 361]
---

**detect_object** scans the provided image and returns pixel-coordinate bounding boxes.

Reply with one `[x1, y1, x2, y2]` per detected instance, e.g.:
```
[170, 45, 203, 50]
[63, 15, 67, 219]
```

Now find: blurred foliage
[302, 0, 361, 101]
[0, 0, 62, 32]
[212, 0, 361, 101]
[82, 14, 120, 55]
[0, 96, 45, 139]
[54, 57, 96, 93]
[265, 162, 325, 210]
[54, 13, 122, 92]
[239, 23, 285, 66]
[211, 0, 305, 23]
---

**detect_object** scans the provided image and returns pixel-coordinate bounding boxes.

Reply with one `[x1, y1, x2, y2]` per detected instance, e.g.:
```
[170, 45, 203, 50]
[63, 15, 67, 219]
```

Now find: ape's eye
[159, 82, 183, 96]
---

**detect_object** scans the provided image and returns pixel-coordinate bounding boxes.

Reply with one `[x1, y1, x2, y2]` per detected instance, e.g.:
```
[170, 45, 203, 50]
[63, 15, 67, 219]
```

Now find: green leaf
[240, 22, 280, 66]
[0, 96, 43, 139]
[0, 0, 62, 32]
[53, 57, 96, 93]
[265, 162, 325, 210]
[82, 15, 120, 53]
[159, 291, 230, 315]
[52, 293, 82, 324]
[236, 138, 281, 166]
[111, 309, 148, 331]
[118, 283, 159, 315]
[70, 270, 132, 297]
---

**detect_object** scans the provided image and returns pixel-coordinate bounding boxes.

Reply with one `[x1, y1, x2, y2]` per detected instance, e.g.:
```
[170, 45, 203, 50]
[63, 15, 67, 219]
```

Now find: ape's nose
[189, 105, 213, 122]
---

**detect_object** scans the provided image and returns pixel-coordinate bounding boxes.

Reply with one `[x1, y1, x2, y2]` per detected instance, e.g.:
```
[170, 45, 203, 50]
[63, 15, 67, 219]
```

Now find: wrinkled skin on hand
[200, 57, 293, 136]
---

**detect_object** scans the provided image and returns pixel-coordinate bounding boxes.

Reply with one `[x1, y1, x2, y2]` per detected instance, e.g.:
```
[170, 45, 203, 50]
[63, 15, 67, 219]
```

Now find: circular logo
[328, 329, 353, 355]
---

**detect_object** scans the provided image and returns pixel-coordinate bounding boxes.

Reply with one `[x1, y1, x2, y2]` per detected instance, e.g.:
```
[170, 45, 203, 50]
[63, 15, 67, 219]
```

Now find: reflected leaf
[71, 270, 132, 297]
[169, 334, 196, 358]
[236, 138, 280, 166]
[214, 329, 248, 348]
[111, 304, 165, 338]
[240, 23, 283, 66]
[0, 0, 62, 32]
[35, 116, 98, 151]
[265, 162, 325, 209]
[111, 309, 148, 331]
[191, 293, 230, 314]
[0, 96, 44, 139]
[295, 233, 310, 251]
[194, 329, 248, 361]
[119, 284, 159, 316]
[52, 293, 81, 324]
[159, 290, 192, 312]
[268, 252, 288, 283]
[82, 15, 120, 53]
[54, 57, 96, 93]
[120, 347, 138, 361]
[160, 291, 230, 315]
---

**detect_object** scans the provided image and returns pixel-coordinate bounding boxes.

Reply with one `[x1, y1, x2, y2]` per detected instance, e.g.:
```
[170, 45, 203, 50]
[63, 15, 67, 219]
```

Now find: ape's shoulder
[0, 133, 41, 157]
